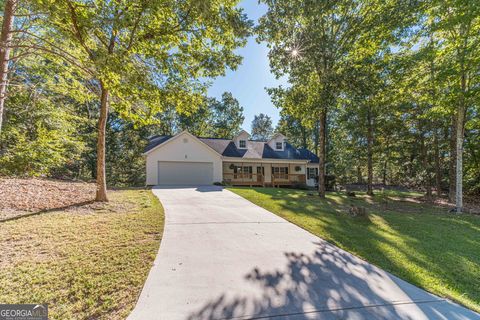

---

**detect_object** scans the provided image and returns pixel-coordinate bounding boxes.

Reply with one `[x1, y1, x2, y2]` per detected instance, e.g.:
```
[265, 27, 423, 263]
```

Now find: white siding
[233, 131, 250, 149]
[145, 133, 222, 185]
[267, 134, 286, 151]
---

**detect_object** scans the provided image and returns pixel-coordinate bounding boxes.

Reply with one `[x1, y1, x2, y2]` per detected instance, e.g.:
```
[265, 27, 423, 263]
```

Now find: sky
[207, 1, 288, 131]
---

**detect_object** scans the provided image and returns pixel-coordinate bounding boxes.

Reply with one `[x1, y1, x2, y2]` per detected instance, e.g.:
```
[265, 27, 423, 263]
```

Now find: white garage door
[158, 161, 213, 185]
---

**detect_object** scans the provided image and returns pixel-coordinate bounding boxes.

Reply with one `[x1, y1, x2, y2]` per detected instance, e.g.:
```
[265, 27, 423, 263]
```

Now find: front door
[256, 167, 264, 183]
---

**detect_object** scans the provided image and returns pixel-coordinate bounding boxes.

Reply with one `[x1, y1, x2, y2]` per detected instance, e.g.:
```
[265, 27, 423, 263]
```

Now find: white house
[144, 130, 320, 187]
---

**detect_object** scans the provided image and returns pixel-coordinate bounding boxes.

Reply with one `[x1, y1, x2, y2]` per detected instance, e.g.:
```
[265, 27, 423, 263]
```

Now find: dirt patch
[0, 178, 96, 220]
[387, 195, 480, 214]
[432, 196, 480, 214]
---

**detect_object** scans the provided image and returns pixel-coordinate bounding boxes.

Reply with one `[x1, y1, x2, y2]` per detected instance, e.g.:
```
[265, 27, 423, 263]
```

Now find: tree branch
[9, 44, 94, 75]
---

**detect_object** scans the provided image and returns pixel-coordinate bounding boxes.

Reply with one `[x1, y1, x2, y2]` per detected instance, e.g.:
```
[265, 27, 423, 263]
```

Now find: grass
[228, 187, 480, 313]
[0, 189, 164, 320]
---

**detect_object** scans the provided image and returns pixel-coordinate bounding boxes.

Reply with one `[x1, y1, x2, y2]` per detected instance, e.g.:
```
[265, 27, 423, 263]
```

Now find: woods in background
[259, 0, 479, 210]
[0, 0, 252, 200]
[0, 0, 478, 209]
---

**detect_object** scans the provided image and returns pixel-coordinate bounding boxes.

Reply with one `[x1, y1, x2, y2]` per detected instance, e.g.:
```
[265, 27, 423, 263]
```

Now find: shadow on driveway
[187, 241, 479, 320]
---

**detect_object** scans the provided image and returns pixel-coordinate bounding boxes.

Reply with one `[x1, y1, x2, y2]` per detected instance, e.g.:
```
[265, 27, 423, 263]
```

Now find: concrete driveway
[128, 186, 480, 320]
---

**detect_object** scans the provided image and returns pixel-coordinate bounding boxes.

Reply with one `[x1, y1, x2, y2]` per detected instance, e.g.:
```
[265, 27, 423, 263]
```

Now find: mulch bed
[0, 178, 96, 220]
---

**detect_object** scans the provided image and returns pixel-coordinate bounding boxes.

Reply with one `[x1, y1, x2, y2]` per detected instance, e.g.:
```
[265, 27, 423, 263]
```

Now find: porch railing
[223, 173, 264, 186]
[223, 172, 306, 187]
[272, 173, 306, 187]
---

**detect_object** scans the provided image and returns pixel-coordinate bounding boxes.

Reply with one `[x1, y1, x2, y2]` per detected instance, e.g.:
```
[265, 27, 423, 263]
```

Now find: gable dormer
[268, 133, 286, 151]
[233, 130, 250, 149]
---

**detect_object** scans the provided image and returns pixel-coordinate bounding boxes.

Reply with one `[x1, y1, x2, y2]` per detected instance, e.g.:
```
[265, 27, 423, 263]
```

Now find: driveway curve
[128, 186, 480, 320]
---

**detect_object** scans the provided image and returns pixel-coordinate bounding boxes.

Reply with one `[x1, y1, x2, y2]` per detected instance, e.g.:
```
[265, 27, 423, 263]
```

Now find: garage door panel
[158, 161, 213, 185]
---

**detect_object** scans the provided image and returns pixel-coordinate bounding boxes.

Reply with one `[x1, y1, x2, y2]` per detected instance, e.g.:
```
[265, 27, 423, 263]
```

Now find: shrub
[292, 182, 309, 190]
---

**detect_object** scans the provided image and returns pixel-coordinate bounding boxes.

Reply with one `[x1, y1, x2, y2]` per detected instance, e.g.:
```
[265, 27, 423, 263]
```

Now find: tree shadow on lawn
[0, 200, 96, 222]
[186, 239, 475, 320]
[0, 187, 151, 222]
[232, 187, 480, 312]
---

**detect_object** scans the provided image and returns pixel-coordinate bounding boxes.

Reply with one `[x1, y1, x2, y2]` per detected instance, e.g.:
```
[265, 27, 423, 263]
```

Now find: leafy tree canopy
[251, 113, 273, 140]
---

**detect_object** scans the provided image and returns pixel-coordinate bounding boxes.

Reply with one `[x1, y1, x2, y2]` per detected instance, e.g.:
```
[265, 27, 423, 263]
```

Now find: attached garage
[157, 161, 213, 185]
[144, 131, 223, 186]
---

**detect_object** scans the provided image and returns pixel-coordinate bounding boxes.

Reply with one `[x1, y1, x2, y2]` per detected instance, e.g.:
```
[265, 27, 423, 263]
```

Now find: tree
[258, 0, 412, 197]
[105, 112, 154, 186]
[30, 0, 251, 201]
[174, 91, 244, 138]
[210, 92, 244, 138]
[269, 82, 319, 153]
[251, 113, 273, 140]
[258, 0, 423, 197]
[427, 0, 480, 212]
[276, 112, 314, 151]
[0, 54, 87, 176]
[176, 101, 213, 136]
[0, 0, 17, 136]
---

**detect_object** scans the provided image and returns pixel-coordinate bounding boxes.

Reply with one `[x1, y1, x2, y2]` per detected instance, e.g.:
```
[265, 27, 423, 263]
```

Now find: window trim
[239, 140, 247, 149]
[275, 141, 283, 150]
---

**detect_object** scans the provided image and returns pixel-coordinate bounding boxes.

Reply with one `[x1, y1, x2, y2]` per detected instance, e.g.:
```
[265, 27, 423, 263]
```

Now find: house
[144, 130, 320, 187]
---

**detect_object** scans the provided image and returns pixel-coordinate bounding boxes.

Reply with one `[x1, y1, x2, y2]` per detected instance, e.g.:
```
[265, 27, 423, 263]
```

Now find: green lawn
[0, 189, 164, 320]
[228, 187, 480, 313]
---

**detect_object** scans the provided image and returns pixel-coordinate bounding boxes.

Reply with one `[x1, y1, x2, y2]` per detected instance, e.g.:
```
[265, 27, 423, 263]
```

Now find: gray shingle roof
[145, 135, 319, 163]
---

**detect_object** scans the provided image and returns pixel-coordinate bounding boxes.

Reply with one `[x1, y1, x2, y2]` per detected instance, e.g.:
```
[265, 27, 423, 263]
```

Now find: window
[275, 142, 283, 150]
[308, 167, 318, 179]
[234, 165, 252, 179]
[239, 140, 246, 148]
[272, 166, 289, 179]
[272, 167, 289, 174]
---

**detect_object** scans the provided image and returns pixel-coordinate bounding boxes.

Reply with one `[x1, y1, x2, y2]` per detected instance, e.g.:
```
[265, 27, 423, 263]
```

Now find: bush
[325, 174, 336, 191]
[292, 182, 309, 190]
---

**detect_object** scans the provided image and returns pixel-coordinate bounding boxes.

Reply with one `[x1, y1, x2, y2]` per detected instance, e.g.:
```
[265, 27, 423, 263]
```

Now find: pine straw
[0, 189, 164, 319]
[0, 178, 96, 220]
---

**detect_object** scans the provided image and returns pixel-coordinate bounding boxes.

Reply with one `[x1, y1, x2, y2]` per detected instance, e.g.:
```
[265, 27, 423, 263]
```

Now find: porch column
[261, 163, 264, 187]
[241, 162, 244, 183]
[306, 164, 309, 183]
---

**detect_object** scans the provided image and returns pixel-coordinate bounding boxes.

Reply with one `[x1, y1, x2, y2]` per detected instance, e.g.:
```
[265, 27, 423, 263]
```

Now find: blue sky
[207, 1, 287, 131]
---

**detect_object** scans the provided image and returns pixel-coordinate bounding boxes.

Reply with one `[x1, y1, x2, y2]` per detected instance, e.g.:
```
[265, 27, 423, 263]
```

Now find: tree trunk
[313, 120, 319, 156]
[318, 109, 327, 197]
[429, 44, 441, 197]
[448, 116, 456, 203]
[382, 139, 390, 186]
[300, 125, 307, 149]
[433, 128, 442, 196]
[96, 84, 110, 202]
[366, 106, 374, 196]
[0, 0, 16, 136]
[455, 105, 464, 212]
[420, 130, 432, 201]
[455, 69, 467, 212]
[382, 160, 387, 185]
[357, 165, 362, 184]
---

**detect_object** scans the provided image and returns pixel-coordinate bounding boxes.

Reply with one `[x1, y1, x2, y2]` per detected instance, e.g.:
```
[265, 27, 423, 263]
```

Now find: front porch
[222, 161, 307, 187]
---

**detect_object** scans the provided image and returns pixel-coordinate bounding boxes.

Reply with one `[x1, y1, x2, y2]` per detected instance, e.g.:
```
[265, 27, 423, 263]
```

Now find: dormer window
[276, 142, 283, 150]
[234, 130, 251, 149]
